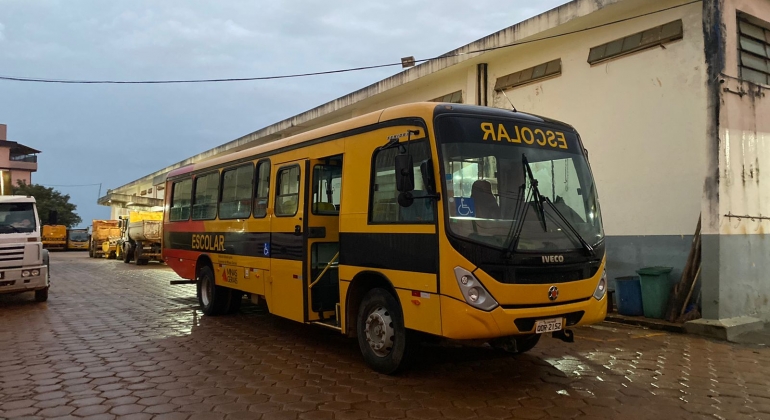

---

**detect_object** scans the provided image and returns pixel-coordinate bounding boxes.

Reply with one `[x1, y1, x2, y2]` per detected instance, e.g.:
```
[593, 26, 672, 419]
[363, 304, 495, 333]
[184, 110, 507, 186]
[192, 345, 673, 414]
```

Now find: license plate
[534, 317, 563, 334]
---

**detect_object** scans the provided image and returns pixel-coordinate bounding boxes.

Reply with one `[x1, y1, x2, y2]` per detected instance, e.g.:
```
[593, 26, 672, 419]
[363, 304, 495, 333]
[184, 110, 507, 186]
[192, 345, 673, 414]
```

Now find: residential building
[0, 124, 40, 195]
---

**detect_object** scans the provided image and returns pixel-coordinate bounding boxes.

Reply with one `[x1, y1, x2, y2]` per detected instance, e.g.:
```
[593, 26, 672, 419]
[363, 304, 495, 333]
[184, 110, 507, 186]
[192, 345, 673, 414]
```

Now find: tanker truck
[118, 211, 163, 265]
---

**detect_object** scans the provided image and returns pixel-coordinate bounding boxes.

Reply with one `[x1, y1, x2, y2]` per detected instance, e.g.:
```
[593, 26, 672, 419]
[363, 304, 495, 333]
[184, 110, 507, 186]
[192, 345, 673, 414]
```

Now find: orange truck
[88, 220, 120, 258]
[42, 225, 67, 250]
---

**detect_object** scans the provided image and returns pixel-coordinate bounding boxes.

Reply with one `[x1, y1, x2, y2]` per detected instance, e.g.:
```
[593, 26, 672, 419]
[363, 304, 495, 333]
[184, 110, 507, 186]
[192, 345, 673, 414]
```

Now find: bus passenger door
[268, 161, 306, 322]
[305, 157, 342, 326]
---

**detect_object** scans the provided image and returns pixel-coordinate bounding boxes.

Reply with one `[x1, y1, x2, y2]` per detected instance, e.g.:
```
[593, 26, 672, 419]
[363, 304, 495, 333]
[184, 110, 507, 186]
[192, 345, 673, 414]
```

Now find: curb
[604, 313, 686, 333]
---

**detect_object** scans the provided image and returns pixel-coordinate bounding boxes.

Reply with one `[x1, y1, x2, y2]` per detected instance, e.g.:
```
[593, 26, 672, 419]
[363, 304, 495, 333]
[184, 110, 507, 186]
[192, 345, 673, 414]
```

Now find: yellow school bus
[66, 228, 89, 250]
[163, 103, 607, 373]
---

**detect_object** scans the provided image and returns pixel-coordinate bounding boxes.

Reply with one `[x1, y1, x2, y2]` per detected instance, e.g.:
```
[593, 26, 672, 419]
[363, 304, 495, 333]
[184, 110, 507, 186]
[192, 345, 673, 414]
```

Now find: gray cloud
[0, 0, 565, 227]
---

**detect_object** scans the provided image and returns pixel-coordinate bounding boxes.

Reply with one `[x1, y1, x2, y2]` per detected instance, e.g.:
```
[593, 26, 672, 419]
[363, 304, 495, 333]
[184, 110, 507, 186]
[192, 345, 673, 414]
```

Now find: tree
[11, 181, 82, 227]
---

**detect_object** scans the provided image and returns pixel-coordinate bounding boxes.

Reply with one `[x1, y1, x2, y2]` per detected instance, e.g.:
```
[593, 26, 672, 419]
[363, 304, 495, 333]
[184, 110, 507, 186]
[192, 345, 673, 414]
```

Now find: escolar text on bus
[192, 234, 226, 252]
[480, 122, 569, 150]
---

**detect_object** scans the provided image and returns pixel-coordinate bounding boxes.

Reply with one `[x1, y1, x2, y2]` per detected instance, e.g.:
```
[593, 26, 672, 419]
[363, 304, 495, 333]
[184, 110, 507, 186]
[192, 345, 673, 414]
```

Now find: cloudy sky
[0, 0, 566, 227]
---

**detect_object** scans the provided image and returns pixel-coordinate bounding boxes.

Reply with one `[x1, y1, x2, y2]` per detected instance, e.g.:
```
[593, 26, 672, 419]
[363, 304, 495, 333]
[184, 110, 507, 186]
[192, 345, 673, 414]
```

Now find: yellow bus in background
[163, 103, 607, 373]
[42, 225, 67, 250]
[66, 228, 89, 251]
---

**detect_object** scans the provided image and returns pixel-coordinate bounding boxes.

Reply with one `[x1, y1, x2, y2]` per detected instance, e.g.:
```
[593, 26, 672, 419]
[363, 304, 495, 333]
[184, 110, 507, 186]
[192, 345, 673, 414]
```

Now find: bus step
[311, 319, 342, 331]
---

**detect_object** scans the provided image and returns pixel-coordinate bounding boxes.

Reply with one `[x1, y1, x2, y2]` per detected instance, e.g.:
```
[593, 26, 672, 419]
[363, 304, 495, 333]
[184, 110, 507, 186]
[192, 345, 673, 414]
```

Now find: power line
[41, 183, 102, 187]
[0, 0, 701, 85]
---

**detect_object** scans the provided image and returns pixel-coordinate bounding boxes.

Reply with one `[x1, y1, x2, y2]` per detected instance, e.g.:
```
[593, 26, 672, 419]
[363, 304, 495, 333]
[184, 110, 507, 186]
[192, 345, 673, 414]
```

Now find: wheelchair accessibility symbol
[263, 243, 270, 257]
[455, 198, 476, 217]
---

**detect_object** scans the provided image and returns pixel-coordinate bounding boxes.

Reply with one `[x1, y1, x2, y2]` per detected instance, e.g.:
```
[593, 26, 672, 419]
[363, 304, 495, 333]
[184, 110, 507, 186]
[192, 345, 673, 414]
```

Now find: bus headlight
[453, 267, 498, 311]
[593, 269, 607, 300]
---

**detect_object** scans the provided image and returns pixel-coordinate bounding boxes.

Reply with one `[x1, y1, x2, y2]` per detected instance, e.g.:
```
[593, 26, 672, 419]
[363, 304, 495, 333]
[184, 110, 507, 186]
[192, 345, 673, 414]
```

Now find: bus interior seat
[277, 196, 298, 215]
[471, 180, 500, 219]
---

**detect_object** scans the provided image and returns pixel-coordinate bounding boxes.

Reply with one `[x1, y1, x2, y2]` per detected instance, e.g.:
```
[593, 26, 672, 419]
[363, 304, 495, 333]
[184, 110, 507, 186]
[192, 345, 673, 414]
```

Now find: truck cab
[0, 196, 50, 302]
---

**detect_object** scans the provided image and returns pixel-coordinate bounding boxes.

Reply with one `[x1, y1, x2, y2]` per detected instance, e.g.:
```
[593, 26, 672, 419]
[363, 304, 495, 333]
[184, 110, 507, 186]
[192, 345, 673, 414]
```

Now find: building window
[587, 20, 683, 65]
[169, 179, 192, 221]
[192, 172, 219, 220]
[738, 13, 770, 86]
[275, 165, 300, 217]
[494, 59, 561, 91]
[431, 90, 463, 103]
[219, 164, 253, 219]
[370, 141, 434, 224]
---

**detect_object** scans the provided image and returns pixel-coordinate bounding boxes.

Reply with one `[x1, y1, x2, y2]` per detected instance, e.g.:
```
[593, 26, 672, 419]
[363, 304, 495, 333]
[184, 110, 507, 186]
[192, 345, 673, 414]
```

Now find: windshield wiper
[522, 154, 548, 232]
[502, 153, 548, 258]
[542, 197, 597, 258]
[0, 224, 21, 233]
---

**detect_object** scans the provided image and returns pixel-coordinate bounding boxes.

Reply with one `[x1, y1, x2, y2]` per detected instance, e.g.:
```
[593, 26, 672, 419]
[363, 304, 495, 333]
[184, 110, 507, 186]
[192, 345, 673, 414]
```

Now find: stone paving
[2, 252, 770, 419]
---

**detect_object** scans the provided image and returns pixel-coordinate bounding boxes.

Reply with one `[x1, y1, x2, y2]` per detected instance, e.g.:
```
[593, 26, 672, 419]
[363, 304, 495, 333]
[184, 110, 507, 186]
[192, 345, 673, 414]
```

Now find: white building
[100, 0, 770, 338]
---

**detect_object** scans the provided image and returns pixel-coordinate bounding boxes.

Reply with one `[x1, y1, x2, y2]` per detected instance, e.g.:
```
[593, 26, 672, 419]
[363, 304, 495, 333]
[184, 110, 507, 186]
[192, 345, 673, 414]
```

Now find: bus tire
[514, 334, 541, 353]
[356, 288, 413, 374]
[491, 334, 541, 354]
[197, 265, 227, 316]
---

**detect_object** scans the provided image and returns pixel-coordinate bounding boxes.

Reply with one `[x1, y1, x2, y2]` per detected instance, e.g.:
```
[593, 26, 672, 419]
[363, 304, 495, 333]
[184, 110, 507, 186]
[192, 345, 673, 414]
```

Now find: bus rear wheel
[357, 288, 413, 374]
[197, 265, 227, 316]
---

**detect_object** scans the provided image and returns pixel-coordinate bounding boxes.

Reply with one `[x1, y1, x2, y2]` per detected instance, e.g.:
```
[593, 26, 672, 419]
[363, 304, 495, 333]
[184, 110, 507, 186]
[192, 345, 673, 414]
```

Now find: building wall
[702, 0, 770, 320]
[107, 0, 710, 290]
[484, 0, 707, 285]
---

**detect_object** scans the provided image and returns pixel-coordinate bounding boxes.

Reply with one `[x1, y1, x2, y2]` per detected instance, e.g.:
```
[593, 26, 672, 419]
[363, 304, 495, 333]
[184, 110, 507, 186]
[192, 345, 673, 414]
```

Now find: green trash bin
[636, 266, 673, 319]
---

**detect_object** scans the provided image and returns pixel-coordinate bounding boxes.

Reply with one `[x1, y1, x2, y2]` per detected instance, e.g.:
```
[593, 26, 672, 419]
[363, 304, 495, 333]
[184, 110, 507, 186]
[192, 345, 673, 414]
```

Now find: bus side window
[275, 166, 300, 217]
[254, 160, 270, 218]
[170, 179, 192, 221]
[370, 141, 434, 223]
[192, 172, 219, 221]
[312, 165, 341, 215]
[219, 164, 254, 220]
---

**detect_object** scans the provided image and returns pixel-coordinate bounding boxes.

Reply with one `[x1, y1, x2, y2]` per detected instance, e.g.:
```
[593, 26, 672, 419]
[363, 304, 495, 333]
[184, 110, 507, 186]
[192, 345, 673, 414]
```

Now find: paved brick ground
[2, 252, 770, 419]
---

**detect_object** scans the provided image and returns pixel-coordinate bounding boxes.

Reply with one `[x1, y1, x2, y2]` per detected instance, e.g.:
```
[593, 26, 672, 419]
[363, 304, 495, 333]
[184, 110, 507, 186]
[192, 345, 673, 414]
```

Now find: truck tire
[196, 265, 228, 316]
[123, 244, 131, 263]
[35, 287, 49, 302]
[356, 288, 415, 374]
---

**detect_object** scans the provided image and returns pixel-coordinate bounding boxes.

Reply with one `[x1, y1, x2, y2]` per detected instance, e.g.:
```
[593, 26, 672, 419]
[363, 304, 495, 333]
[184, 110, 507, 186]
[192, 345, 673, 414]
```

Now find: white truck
[0, 196, 50, 302]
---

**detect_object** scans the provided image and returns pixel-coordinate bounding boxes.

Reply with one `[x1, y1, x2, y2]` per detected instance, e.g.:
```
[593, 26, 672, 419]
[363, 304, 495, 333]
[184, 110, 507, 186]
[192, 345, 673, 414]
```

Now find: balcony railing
[9, 154, 37, 163]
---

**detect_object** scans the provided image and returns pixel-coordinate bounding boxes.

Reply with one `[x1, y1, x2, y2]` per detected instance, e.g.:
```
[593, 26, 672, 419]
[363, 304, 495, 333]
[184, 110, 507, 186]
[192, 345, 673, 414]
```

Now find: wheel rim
[201, 274, 212, 307]
[364, 306, 395, 357]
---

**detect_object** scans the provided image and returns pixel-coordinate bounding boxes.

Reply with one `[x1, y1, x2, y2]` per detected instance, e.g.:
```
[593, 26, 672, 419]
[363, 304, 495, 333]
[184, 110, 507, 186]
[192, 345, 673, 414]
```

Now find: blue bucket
[615, 276, 644, 316]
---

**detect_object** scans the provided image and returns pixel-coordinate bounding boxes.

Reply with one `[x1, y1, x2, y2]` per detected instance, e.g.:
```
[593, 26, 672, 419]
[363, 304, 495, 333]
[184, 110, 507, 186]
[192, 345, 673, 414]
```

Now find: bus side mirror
[394, 153, 414, 193]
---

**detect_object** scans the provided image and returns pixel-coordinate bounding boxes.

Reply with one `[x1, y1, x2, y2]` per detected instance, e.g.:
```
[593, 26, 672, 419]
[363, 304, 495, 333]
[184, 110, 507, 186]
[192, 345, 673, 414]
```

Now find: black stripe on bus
[164, 231, 304, 261]
[339, 232, 438, 274]
[167, 117, 429, 182]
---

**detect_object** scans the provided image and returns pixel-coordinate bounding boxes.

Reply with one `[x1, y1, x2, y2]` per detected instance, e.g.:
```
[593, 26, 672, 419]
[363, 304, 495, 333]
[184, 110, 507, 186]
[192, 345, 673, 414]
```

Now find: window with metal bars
[738, 13, 770, 86]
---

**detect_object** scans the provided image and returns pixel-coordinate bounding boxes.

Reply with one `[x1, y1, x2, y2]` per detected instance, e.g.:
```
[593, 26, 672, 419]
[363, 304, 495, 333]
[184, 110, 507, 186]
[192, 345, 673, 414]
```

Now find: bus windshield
[436, 115, 604, 253]
[0, 203, 37, 234]
[69, 231, 88, 242]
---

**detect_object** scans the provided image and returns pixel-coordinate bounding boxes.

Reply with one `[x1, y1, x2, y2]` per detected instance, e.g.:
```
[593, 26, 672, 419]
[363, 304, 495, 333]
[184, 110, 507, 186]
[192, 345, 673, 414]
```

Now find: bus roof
[166, 102, 572, 179]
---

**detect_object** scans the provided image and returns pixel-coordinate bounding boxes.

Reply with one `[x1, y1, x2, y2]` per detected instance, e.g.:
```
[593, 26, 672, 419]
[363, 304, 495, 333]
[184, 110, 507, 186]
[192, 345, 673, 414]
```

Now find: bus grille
[480, 262, 601, 285]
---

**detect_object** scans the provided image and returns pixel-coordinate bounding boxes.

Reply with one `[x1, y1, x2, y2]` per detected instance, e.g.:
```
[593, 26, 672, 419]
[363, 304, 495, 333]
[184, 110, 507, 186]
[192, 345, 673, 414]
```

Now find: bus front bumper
[440, 294, 607, 340]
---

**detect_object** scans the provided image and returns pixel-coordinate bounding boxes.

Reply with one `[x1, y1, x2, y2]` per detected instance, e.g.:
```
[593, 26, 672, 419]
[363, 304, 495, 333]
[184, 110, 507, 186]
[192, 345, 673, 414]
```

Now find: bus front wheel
[197, 265, 228, 316]
[356, 288, 413, 374]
